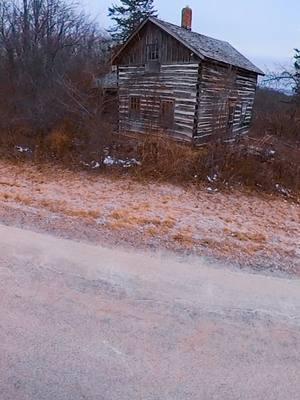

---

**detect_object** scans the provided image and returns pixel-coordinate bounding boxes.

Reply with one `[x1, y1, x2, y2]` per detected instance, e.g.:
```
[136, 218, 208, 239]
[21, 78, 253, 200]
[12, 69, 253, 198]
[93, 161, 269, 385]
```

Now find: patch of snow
[275, 184, 290, 197]
[123, 158, 141, 168]
[96, 217, 107, 226]
[91, 161, 101, 169]
[80, 160, 102, 169]
[103, 156, 115, 166]
[207, 174, 219, 183]
[103, 156, 141, 168]
[15, 145, 31, 153]
[207, 187, 218, 194]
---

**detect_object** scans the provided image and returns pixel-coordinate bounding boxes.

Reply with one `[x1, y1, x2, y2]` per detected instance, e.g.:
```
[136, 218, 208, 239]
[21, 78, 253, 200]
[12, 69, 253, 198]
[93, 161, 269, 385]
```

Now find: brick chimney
[181, 6, 192, 30]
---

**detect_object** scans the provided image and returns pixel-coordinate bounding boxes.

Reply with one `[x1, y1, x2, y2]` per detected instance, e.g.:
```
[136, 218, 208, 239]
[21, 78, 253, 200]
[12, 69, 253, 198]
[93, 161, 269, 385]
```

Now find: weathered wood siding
[115, 20, 259, 143]
[196, 63, 257, 142]
[118, 63, 199, 139]
[116, 22, 197, 65]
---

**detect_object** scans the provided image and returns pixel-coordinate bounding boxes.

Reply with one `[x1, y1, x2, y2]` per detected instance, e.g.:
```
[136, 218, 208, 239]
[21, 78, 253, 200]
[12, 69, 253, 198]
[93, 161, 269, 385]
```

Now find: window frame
[160, 99, 175, 129]
[146, 40, 159, 62]
[129, 96, 141, 119]
[240, 102, 251, 127]
[227, 100, 237, 130]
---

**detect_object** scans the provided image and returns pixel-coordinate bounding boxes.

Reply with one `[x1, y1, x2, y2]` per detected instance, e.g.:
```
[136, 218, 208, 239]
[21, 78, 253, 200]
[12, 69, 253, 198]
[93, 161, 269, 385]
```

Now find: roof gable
[112, 17, 264, 76]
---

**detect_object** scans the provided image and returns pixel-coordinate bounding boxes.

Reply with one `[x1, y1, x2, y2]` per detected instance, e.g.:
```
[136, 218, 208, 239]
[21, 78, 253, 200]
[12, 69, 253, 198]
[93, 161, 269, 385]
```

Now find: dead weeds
[0, 159, 298, 273]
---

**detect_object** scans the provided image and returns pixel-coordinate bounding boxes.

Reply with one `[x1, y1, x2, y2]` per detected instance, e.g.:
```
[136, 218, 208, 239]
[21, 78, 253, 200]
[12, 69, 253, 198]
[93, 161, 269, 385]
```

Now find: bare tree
[0, 0, 110, 145]
[261, 50, 300, 101]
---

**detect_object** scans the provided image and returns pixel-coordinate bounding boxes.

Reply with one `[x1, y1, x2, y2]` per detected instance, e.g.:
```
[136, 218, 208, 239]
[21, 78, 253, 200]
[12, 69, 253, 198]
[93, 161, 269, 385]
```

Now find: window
[240, 102, 250, 127]
[146, 41, 159, 61]
[160, 99, 175, 129]
[227, 100, 236, 130]
[129, 96, 141, 118]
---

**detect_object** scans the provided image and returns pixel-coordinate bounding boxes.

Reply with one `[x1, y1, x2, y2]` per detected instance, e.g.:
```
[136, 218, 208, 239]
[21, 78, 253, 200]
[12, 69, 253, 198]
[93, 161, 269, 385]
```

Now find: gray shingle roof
[150, 18, 264, 75]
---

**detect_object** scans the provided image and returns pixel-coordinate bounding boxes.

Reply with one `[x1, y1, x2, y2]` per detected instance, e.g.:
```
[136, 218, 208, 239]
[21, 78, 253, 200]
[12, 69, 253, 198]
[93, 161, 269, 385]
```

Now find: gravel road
[0, 224, 300, 400]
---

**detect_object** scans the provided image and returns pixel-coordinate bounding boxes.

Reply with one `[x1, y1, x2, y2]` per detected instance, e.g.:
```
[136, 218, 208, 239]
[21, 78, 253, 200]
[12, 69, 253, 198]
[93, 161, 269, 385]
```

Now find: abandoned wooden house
[111, 7, 264, 143]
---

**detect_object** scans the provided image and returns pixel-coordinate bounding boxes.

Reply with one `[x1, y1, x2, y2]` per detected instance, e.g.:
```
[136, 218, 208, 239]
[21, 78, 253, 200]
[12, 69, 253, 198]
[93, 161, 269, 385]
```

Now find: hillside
[0, 160, 299, 275]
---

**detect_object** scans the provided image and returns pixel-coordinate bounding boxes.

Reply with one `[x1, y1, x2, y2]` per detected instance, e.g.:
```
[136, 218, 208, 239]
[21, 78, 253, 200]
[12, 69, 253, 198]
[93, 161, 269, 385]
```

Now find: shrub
[252, 88, 300, 142]
[46, 127, 74, 159]
[135, 135, 202, 181]
[129, 134, 300, 196]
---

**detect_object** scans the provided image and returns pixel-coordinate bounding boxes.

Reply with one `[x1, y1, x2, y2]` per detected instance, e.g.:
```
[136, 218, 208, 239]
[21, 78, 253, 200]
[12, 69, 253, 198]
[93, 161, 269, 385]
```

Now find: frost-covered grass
[0, 160, 299, 275]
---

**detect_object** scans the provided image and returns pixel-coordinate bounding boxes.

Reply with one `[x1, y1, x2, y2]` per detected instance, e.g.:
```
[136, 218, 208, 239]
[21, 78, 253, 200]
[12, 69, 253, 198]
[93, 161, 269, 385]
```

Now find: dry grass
[127, 135, 300, 197]
[173, 231, 195, 248]
[0, 188, 101, 220]
[2, 111, 299, 200]
[109, 208, 176, 232]
[0, 159, 299, 273]
[46, 127, 74, 159]
[225, 229, 267, 243]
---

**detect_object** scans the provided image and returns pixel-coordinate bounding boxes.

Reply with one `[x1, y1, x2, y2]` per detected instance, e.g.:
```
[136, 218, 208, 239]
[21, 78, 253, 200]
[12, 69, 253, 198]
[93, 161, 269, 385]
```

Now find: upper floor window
[146, 41, 159, 61]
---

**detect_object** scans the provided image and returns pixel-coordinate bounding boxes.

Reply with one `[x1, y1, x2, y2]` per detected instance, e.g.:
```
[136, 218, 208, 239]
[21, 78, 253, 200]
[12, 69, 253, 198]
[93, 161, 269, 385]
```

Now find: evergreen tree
[108, 0, 158, 43]
[293, 49, 300, 97]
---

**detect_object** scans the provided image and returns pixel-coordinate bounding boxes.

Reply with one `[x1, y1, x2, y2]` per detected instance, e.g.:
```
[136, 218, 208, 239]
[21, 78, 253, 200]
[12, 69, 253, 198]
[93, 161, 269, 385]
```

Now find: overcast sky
[81, 0, 299, 72]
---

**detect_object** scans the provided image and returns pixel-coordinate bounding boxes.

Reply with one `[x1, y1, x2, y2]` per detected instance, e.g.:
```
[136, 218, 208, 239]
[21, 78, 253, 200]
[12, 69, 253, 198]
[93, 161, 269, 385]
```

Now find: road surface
[0, 224, 300, 400]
